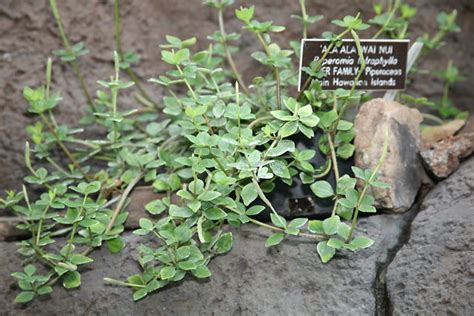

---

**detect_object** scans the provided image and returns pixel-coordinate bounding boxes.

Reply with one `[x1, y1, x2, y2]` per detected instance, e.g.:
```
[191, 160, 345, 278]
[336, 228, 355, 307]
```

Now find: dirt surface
[0, 0, 473, 192]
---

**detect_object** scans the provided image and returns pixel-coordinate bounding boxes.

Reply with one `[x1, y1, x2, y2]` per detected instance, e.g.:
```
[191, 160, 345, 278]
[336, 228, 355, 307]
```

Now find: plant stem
[64, 193, 88, 260]
[218, 8, 250, 95]
[177, 65, 197, 100]
[314, 159, 332, 179]
[105, 172, 143, 233]
[422, 113, 444, 125]
[255, 32, 282, 109]
[36, 202, 53, 245]
[103, 277, 145, 288]
[113, 0, 157, 108]
[373, 0, 401, 39]
[49, 0, 96, 112]
[248, 115, 273, 129]
[251, 176, 280, 218]
[347, 128, 389, 242]
[327, 134, 339, 181]
[299, 0, 308, 38]
[39, 113, 86, 177]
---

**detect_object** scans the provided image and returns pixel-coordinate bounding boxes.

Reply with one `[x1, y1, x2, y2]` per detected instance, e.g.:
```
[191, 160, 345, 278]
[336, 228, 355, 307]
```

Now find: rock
[421, 119, 465, 143]
[459, 115, 474, 135]
[0, 217, 29, 241]
[386, 158, 474, 315]
[0, 210, 418, 315]
[420, 133, 474, 178]
[354, 98, 424, 213]
[125, 186, 163, 229]
[125, 186, 181, 229]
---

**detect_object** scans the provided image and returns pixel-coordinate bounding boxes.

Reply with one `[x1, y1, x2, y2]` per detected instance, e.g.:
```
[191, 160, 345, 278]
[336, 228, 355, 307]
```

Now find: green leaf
[169, 205, 193, 218]
[63, 271, 81, 289]
[145, 200, 167, 215]
[216, 232, 233, 254]
[270, 213, 287, 228]
[280, 121, 298, 138]
[266, 140, 295, 157]
[235, 6, 254, 22]
[337, 143, 355, 159]
[308, 220, 324, 234]
[345, 236, 375, 251]
[359, 204, 376, 213]
[133, 288, 148, 301]
[14, 291, 35, 303]
[246, 205, 265, 216]
[270, 110, 294, 121]
[265, 233, 284, 247]
[178, 260, 197, 271]
[107, 237, 125, 253]
[139, 218, 154, 231]
[317, 241, 336, 263]
[160, 266, 176, 280]
[37, 286, 53, 295]
[269, 160, 290, 179]
[327, 238, 345, 249]
[128, 274, 144, 286]
[24, 264, 36, 276]
[69, 254, 93, 265]
[204, 207, 227, 220]
[298, 105, 313, 117]
[288, 218, 308, 228]
[193, 265, 211, 278]
[241, 183, 258, 206]
[198, 190, 221, 202]
[310, 181, 334, 198]
[337, 222, 351, 239]
[322, 216, 340, 235]
[337, 120, 353, 131]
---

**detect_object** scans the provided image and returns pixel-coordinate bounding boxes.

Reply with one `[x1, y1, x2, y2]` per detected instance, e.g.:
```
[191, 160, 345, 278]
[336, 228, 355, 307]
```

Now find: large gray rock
[354, 98, 424, 213]
[386, 157, 474, 315]
[1, 211, 417, 315]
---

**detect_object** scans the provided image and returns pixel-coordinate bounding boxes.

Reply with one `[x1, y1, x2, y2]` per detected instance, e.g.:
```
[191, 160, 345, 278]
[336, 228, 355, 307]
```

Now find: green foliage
[2, 0, 458, 305]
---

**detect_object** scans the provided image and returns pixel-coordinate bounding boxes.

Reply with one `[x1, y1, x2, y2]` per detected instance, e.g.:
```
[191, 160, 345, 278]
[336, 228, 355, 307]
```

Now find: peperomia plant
[0, 0, 460, 303]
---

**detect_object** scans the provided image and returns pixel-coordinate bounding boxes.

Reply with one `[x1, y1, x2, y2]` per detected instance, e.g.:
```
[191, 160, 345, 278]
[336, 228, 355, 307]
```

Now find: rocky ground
[0, 157, 472, 315]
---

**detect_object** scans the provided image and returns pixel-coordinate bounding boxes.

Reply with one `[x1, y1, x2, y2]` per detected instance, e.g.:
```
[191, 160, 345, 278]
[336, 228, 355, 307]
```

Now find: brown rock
[125, 186, 163, 229]
[420, 133, 474, 178]
[124, 186, 180, 229]
[459, 115, 474, 135]
[421, 119, 465, 143]
[354, 98, 423, 213]
[0, 217, 28, 241]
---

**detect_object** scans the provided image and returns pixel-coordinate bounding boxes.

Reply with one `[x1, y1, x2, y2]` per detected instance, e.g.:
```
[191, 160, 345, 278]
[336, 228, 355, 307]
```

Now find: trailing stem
[113, 0, 157, 108]
[217, 8, 250, 95]
[49, 0, 96, 112]
[347, 129, 388, 242]
[255, 33, 282, 109]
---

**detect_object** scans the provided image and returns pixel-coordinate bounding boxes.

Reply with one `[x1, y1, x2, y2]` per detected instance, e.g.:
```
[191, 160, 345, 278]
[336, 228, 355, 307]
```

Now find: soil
[0, 0, 473, 193]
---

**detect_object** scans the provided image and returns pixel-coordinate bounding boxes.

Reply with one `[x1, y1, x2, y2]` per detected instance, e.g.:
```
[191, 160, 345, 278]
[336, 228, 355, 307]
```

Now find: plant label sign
[298, 39, 409, 91]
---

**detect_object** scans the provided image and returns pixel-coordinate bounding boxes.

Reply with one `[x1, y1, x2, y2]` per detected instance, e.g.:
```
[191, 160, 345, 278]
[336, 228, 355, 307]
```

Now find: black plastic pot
[263, 130, 354, 220]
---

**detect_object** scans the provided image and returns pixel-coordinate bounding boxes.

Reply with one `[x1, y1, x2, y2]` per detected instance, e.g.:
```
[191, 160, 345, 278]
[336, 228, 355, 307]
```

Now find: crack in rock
[374, 201, 421, 316]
